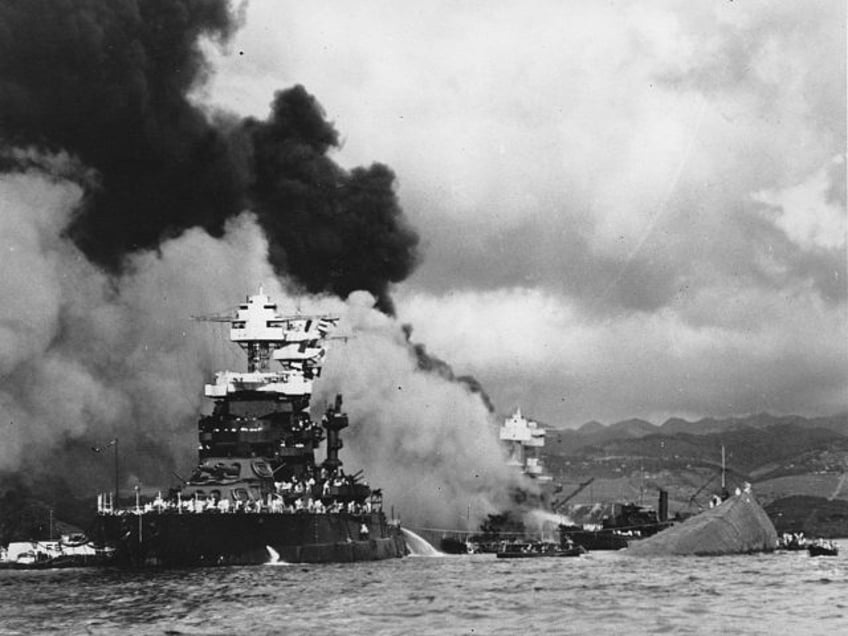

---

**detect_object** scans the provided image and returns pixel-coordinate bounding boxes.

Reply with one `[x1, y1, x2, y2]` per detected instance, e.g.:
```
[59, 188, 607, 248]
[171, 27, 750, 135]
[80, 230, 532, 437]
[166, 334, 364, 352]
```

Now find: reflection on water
[0, 542, 846, 634]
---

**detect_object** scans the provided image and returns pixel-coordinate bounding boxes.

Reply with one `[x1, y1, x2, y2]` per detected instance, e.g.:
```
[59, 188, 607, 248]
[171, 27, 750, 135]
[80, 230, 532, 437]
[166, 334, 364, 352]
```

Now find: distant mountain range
[546, 412, 848, 462]
[538, 412, 848, 536]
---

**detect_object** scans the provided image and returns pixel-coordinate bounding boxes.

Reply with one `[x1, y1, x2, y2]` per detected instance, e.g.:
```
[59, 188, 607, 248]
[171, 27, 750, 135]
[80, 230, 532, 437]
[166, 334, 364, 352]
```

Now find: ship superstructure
[191, 288, 340, 486]
[93, 289, 406, 566]
[500, 408, 552, 482]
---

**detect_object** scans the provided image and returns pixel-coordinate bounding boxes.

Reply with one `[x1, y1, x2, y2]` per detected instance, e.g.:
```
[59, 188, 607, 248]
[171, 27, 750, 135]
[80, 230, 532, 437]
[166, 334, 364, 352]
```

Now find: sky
[200, 0, 848, 428]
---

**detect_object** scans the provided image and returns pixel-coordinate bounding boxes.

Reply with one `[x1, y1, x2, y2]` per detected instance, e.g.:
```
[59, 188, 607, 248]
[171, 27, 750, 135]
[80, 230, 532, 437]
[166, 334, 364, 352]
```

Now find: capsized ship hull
[94, 511, 406, 566]
[625, 491, 777, 557]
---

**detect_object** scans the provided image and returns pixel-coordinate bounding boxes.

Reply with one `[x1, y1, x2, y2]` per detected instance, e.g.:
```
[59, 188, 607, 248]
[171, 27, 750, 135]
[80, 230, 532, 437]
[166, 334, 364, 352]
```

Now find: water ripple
[0, 544, 847, 633]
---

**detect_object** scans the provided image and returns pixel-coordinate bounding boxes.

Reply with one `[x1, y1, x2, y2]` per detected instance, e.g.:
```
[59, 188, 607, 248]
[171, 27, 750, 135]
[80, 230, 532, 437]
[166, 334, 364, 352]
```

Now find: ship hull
[93, 511, 407, 567]
[625, 492, 777, 557]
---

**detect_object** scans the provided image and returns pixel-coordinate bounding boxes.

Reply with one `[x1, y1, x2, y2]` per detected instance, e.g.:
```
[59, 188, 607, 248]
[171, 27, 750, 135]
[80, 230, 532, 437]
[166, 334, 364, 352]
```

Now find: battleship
[500, 407, 553, 485]
[92, 289, 407, 566]
[435, 408, 557, 553]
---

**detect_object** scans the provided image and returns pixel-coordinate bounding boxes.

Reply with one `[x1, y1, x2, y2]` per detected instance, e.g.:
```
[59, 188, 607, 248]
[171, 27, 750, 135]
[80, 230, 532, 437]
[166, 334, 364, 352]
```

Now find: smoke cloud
[245, 87, 418, 314]
[0, 167, 520, 527]
[0, 1, 518, 527]
[0, 0, 418, 313]
[0, 168, 273, 490]
[315, 293, 526, 528]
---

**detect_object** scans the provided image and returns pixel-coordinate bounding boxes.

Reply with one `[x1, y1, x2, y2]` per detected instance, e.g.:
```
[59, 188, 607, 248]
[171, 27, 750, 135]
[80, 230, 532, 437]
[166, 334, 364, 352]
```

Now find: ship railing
[97, 492, 377, 517]
[560, 519, 675, 536]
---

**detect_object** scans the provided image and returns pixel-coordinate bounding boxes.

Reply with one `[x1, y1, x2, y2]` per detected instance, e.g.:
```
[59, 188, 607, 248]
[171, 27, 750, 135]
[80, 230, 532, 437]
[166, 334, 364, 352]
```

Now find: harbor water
[1, 542, 846, 635]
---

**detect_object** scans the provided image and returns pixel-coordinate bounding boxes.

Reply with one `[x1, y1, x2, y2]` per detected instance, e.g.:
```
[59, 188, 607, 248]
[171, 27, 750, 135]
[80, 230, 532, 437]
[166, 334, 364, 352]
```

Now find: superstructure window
[228, 400, 290, 418]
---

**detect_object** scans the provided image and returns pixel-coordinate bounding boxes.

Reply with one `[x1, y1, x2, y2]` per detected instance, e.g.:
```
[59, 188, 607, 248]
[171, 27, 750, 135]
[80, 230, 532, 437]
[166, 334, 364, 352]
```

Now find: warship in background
[93, 289, 407, 566]
[559, 492, 674, 551]
[500, 408, 553, 485]
[436, 408, 556, 554]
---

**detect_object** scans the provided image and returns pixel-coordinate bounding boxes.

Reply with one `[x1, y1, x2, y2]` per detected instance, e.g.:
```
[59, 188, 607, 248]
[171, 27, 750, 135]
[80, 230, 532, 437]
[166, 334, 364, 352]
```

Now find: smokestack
[658, 489, 669, 522]
[322, 395, 348, 472]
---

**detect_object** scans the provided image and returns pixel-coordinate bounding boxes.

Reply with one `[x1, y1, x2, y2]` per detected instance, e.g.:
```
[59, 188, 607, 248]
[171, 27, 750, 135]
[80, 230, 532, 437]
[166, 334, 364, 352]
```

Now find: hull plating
[626, 492, 777, 557]
[94, 511, 407, 566]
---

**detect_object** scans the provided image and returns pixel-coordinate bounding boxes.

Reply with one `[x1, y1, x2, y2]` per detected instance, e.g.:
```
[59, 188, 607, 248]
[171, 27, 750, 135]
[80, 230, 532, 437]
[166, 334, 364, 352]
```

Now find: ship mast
[189, 288, 343, 476]
[196, 289, 338, 402]
[499, 407, 552, 482]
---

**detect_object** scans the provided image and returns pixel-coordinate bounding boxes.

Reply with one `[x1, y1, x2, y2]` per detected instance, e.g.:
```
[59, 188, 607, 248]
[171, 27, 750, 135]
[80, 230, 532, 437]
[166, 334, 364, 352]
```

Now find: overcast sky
[204, 0, 846, 427]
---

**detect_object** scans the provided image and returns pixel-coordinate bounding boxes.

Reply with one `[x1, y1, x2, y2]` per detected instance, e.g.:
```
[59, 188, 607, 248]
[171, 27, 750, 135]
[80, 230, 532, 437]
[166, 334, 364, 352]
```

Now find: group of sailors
[708, 482, 753, 508]
[99, 492, 375, 516]
[775, 532, 838, 553]
[778, 532, 809, 549]
[142, 494, 373, 516]
[97, 469, 373, 517]
[274, 469, 364, 498]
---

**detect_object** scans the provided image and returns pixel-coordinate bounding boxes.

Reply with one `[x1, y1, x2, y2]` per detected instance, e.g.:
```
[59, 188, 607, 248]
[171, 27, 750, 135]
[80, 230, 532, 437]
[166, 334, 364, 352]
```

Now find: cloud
[754, 156, 847, 251]
[201, 1, 847, 425]
[0, 166, 523, 525]
[396, 284, 848, 426]
[207, 1, 844, 304]
[0, 167, 277, 487]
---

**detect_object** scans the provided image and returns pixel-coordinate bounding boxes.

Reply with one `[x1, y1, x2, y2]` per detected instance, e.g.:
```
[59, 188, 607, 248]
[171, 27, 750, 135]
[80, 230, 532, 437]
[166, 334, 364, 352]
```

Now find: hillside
[539, 413, 848, 536]
[766, 496, 848, 539]
[547, 413, 848, 456]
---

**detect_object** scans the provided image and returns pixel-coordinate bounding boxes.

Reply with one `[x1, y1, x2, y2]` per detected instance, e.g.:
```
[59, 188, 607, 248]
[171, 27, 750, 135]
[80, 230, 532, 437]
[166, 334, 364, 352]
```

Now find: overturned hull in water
[626, 492, 777, 557]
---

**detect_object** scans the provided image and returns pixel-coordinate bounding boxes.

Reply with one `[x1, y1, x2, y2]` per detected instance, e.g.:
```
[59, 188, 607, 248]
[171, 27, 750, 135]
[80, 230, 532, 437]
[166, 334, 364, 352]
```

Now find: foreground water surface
[1, 541, 846, 635]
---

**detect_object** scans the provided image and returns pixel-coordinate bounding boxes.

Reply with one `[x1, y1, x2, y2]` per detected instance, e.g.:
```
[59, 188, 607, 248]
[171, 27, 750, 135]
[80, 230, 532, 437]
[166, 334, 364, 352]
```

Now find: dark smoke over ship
[0, 0, 523, 536]
[93, 288, 407, 565]
[0, 0, 418, 313]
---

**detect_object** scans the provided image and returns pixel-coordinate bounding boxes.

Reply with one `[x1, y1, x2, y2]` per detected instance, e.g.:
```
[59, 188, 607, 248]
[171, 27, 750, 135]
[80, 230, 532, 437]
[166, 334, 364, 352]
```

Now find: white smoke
[314, 291, 530, 529]
[523, 508, 574, 541]
[0, 162, 277, 488]
[1, 156, 527, 526]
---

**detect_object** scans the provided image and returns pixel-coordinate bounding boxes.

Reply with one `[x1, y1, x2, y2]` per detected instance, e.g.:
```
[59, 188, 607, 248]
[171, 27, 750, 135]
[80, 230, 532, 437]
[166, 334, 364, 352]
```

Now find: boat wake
[402, 528, 445, 557]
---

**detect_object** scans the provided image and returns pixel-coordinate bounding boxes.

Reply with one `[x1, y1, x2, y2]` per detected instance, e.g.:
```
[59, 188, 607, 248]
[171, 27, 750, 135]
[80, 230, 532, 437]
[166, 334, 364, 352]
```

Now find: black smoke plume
[0, 0, 418, 313]
[0, 0, 521, 535]
[246, 88, 418, 314]
[402, 324, 496, 412]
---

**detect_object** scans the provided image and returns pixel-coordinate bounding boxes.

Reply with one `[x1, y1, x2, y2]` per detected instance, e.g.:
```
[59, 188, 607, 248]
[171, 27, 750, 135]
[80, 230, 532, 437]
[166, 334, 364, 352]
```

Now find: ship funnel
[658, 489, 669, 522]
[322, 394, 349, 471]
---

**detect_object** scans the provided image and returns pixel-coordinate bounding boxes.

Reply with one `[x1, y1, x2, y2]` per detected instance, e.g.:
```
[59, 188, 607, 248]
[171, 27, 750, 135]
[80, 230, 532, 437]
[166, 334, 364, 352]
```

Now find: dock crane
[551, 477, 595, 512]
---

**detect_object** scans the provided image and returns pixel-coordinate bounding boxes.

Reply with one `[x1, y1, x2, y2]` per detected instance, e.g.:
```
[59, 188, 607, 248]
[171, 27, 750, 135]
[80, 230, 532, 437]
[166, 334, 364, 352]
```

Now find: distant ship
[93, 289, 407, 566]
[500, 407, 553, 483]
[559, 493, 674, 551]
[437, 408, 556, 554]
[0, 534, 112, 570]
